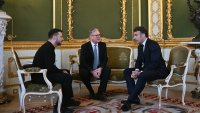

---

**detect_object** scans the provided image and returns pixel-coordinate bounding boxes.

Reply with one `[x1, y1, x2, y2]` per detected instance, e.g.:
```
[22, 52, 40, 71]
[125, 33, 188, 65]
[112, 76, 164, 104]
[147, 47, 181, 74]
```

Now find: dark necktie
[93, 44, 99, 69]
[140, 44, 145, 62]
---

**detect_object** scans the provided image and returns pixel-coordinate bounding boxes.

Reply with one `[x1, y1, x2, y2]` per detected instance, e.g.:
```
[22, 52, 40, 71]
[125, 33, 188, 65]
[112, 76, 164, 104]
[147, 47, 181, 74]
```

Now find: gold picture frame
[66, 0, 127, 42]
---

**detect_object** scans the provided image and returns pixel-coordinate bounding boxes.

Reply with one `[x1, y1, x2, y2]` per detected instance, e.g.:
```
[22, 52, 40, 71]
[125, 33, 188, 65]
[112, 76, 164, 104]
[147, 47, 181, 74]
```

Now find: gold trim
[148, 0, 163, 41]
[61, 0, 63, 30]
[66, 0, 127, 42]
[138, 0, 141, 26]
[53, 0, 56, 28]
[3, 39, 194, 50]
[132, 0, 134, 35]
[166, 0, 173, 39]
[166, 0, 193, 40]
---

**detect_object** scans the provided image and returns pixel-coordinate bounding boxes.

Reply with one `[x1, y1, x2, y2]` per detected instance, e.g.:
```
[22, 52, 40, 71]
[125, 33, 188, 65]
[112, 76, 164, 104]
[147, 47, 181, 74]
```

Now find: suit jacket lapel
[98, 43, 102, 63]
[143, 39, 149, 56]
[88, 42, 94, 60]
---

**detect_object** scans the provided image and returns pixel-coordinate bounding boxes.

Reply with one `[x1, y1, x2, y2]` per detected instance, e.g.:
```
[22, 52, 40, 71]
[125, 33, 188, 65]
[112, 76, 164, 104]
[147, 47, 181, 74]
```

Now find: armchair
[11, 47, 62, 113]
[149, 46, 191, 108]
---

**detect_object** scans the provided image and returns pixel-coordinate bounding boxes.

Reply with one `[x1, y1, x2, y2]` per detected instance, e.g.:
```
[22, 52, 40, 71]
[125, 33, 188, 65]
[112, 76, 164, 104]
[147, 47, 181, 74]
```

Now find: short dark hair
[133, 26, 148, 37]
[48, 28, 62, 39]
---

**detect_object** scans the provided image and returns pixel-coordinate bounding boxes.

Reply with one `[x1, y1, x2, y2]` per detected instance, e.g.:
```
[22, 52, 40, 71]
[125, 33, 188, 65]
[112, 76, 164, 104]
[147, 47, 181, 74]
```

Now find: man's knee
[102, 67, 111, 74]
[123, 68, 132, 77]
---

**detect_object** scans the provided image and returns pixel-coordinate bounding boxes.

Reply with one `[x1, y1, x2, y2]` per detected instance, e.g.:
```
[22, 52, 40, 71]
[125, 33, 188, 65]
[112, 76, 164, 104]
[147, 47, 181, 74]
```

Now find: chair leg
[19, 92, 25, 112]
[51, 95, 55, 106]
[182, 84, 186, 106]
[18, 92, 22, 111]
[57, 90, 62, 113]
[22, 95, 26, 113]
[165, 88, 168, 99]
[157, 85, 163, 109]
[77, 82, 82, 95]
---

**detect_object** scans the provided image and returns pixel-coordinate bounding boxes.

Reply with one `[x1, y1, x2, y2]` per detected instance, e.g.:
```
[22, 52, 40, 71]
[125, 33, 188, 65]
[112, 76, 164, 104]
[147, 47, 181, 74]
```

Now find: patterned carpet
[14, 89, 200, 113]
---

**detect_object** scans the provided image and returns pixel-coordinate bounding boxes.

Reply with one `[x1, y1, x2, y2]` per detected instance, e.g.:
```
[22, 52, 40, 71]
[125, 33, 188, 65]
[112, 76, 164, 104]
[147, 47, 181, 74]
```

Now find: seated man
[121, 26, 170, 111]
[79, 28, 111, 101]
[31, 28, 80, 113]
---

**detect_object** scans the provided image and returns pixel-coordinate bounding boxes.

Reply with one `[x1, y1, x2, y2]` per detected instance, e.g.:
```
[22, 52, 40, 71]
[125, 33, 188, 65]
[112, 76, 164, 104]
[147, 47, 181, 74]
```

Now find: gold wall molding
[148, 0, 163, 41]
[3, 40, 191, 50]
[166, 0, 193, 41]
[66, 0, 127, 42]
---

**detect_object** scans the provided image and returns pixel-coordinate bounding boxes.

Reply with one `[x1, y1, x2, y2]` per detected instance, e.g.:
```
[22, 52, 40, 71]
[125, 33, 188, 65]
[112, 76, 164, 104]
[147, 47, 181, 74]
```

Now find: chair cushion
[148, 74, 182, 86]
[107, 47, 131, 69]
[109, 69, 125, 81]
[25, 81, 61, 92]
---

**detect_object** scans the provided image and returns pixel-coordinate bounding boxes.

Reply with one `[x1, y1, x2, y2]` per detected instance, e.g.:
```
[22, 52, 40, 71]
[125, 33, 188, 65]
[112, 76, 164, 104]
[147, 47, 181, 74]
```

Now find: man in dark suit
[121, 26, 170, 111]
[31, 28, 80, 113]
[79, 28, 111, 101]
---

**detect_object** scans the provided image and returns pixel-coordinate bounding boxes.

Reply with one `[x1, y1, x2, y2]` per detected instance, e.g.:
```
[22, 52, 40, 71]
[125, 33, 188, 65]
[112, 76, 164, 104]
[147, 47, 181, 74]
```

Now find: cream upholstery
[149, 46, 191, 108]
[11, 47, 62, 113]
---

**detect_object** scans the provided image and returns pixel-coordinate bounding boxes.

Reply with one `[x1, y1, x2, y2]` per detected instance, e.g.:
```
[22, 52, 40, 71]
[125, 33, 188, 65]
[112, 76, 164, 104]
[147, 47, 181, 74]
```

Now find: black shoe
[88, 93, 96, 99]
[132, 97, 140, 105]
[121, 99, 127, 104]
[54, 101, 75, 113]
[65, 99, 80, 107]
[121, 101, 132, 111]
[53, 107, 74, 113]
[95, 93, 107, 101]
[121, 98, 140, 105]
[61, 108, 74, 113]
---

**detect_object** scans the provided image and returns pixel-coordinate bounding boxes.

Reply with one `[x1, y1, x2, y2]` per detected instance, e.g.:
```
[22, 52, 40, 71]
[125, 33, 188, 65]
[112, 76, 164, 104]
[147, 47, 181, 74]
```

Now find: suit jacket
[79, 41, 108, 71]
[135, 38, 169, 76]
[31, 41, 62, 83]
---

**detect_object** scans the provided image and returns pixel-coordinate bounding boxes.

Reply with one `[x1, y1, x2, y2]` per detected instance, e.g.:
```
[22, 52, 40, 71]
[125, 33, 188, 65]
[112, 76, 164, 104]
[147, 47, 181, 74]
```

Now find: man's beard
[56, 38, 61, 46]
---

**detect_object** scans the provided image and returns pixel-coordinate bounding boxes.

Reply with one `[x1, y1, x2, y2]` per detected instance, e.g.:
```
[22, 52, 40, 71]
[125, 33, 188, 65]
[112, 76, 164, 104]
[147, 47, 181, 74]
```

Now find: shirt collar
[142, 38, 147, 46]
[90, 41, 98, 47]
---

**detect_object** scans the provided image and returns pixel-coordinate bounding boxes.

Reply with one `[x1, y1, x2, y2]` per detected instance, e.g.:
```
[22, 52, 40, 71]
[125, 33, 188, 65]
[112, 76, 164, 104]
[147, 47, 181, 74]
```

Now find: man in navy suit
[79, 28, 111, 101]
[121, 26, 170, 111]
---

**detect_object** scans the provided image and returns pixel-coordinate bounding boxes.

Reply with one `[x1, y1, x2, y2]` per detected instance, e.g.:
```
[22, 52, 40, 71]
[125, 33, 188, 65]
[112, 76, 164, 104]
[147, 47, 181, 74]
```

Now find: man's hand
[91, 70, 100, 78]
[96, 67, 102, 76]
[131, 70, 141, 79]
[62, 70, 69, 74]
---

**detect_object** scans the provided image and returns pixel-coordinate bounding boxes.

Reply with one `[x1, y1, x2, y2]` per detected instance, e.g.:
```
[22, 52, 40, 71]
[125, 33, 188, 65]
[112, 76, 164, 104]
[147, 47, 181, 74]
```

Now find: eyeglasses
[91, 34, 101, 37]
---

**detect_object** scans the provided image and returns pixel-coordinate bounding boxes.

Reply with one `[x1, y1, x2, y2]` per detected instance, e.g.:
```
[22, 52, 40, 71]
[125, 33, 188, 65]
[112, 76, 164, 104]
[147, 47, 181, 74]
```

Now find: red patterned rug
[14, 89, 200, 113]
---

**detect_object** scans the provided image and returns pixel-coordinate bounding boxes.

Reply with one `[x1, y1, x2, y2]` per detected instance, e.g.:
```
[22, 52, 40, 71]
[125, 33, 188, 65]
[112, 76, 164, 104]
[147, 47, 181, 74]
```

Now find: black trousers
[124, 68, 166, 101]
[47, 70, 73, 106]
[79, 67, 111, 95]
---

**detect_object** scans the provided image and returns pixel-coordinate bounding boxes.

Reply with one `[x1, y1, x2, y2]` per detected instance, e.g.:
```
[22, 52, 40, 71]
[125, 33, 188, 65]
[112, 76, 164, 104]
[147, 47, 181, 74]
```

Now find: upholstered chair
[11, 47, 62, 113]
[149, 46, 191, 109]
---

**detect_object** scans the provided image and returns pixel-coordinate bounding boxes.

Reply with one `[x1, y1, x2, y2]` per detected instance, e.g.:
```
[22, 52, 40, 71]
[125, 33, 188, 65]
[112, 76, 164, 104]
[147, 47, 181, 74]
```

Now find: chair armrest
[69, 55, 79, 74]
[174, 62, 186, 68]
[69, 55, 79, 65]
[165, 65, 175, 83]
[130, 59, 137, 68]
[18, 69, 53, 90]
